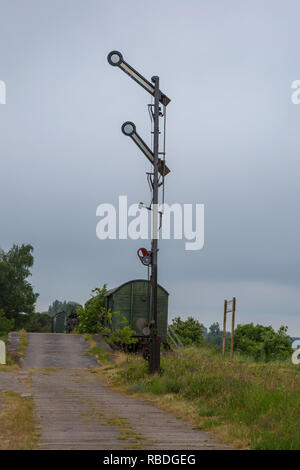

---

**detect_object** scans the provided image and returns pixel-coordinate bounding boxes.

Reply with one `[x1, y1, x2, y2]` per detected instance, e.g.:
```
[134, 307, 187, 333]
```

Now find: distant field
[102, 346, 300, 450]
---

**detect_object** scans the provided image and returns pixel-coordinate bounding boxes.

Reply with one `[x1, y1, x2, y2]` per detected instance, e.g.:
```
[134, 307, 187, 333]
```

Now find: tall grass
[112, 346, 300, 449]
[0, 391, 39, 449]
[0, 330, 27, 370]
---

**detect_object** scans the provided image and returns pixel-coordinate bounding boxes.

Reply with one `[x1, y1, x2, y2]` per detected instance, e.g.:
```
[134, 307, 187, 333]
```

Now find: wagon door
[132, 281, 151, 336]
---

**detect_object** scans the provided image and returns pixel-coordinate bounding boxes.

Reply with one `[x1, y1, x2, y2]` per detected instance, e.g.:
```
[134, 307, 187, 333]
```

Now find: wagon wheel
[142, 345, 150, 361]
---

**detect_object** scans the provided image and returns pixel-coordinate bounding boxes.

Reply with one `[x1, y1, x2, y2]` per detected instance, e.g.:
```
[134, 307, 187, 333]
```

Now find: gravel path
[2, 333, 230, 450]
[23, 333, 98, 369]
[0, 372, 29, 395]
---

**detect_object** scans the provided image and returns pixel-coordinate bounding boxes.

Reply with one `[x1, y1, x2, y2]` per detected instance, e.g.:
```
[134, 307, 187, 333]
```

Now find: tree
[25, 312, 52, 333]
[169, 316, 204, 346]
[76, 285, 137, 347]
[0, 309, 15, 337]
[234, 323, 293, 361]
[48, 300, 81, 317]
[0, 244, 39, 328]
[209, 322, 221, 336]
[76, 285, 107, 334]
[205, 322, 226, 347]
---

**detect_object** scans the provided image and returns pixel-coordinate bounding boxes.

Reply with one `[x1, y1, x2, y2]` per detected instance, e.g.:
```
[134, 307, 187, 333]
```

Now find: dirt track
[1, 333, 229, 450]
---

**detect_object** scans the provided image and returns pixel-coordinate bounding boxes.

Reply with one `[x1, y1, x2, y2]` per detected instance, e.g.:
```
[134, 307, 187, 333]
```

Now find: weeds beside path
[99, 346, 300, 450]
[0, 390, 39, 449]
[22, 333, 227, 450]
[0, 330, 40, 449]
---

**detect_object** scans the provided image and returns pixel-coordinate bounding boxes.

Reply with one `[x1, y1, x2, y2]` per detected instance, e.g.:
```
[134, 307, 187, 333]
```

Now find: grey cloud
[0, 0, 299, 334]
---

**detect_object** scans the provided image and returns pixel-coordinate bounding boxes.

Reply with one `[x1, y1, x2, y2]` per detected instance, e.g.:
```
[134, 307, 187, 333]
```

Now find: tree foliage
[76, 285, 137, 346]
[0, 309, 15, 337]
[169, 316, 205, 346]
[105, 311, 138, 346]
[205, 322, 229, 347]
[234, 323, 293, 361]
[48, 300, 81, 317]
[76, 286, 107, 334]
[0, 244, 39, 328]
[209, 322, 221, 336]
[25, 312, 52, 333]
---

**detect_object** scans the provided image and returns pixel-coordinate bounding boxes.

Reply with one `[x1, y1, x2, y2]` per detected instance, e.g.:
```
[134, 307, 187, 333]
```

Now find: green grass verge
[107, 346, 300, 450]
[18, 330, 28, 359]
[83, 334, 110, 363]
[0, 390, 40, 449]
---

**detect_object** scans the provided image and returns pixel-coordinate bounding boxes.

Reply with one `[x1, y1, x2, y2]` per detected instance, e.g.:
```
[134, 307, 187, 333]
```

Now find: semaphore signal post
[107, 51, 171, 373]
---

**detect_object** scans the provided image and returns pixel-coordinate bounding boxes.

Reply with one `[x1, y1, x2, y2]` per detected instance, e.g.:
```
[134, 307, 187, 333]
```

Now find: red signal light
[137, 248, 152, 266]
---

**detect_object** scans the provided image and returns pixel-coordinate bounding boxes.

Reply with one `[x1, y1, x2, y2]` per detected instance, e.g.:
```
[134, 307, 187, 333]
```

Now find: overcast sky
[1, 0, 300, 334]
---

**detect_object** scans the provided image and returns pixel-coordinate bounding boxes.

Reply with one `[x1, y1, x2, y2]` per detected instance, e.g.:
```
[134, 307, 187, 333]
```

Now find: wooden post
[230, 297, 236, 360]
[222, 300, 227, 359]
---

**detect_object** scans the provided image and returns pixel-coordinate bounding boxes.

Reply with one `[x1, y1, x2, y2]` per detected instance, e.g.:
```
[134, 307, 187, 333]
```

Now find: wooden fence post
[230, 297, 236, 360]
[222, 300, 227, 360]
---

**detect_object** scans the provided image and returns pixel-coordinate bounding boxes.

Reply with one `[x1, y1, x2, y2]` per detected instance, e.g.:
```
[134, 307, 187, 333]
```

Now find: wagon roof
[53, 310, 66, 319]
[105, 279, 169, 297]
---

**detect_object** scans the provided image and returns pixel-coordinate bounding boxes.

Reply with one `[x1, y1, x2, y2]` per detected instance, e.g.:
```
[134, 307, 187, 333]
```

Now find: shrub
[234, 323, 293, 361]
[0, 309, 15, 338]
[169, 316, 204, 346]
[76, 286, 107, 334]
[24, 312, 52, 332]
[77, 285, 137, 347]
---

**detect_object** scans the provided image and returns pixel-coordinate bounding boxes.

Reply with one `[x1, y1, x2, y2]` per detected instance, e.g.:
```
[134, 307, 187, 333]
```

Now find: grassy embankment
[0, 390, 39, 450]
[0, 330, 39, 449]
[97, 345, 300, 450]
[83, 333, 111, 363]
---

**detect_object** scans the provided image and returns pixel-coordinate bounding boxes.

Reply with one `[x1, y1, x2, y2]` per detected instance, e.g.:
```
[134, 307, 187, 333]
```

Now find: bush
[76, 286, 107, 334]
[106, 322, 138, 348]
[24, 312, 52, 333]
[169, 316, 204, 346]
[77, 285, 137, 347]
[234, 323, 293, 361]
[0, 309, 15, 338]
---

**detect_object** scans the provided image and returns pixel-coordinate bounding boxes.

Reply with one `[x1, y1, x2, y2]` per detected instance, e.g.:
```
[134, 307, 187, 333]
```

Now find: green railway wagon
[104, 279, 169, 341]
[52, 311, 68, 333]
[52, 310, 80, 333]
